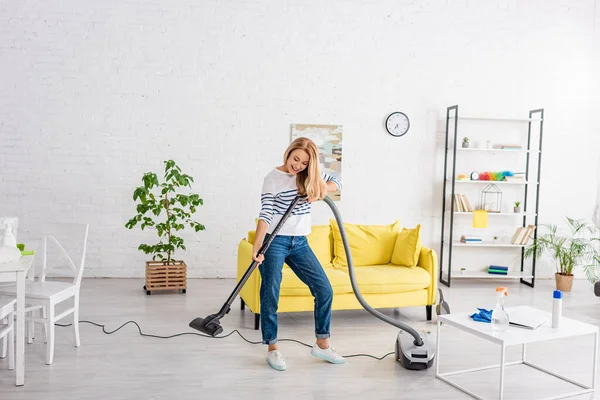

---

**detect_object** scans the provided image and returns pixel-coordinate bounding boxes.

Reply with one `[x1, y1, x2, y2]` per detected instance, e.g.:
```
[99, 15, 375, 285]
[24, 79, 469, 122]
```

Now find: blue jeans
[258, 235, 333, 345]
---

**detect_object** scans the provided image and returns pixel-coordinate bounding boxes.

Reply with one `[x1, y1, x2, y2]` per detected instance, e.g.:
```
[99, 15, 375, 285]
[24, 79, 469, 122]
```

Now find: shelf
[451, 271, 534, 279]
[453, 179, 534, 185]
[454, 212, 537, 217]
[448, 116, 542, 122]
[456, 148, 540, 154]
[440, 106, 544, 288]
[454, 241, 526, 248]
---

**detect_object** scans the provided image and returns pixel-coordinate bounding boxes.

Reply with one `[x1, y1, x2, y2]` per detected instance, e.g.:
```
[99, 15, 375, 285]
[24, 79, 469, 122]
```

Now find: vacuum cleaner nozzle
[189, 314, 223, 337]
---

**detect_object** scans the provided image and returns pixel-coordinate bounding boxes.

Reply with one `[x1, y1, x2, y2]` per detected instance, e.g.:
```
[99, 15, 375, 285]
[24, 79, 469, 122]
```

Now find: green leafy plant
[125, 160, 205, 264]
[524, 217, 600, 283]
[514, 201, 521, 207]
[463, 137, 469, 143]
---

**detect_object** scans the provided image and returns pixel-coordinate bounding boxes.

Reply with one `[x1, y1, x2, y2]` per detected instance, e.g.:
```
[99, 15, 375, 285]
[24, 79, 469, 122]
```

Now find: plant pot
[555, 273, 573, 292]
[462, 142, 469, 148]
[514, 207, 522, 213]
[144, 260, 187, 295]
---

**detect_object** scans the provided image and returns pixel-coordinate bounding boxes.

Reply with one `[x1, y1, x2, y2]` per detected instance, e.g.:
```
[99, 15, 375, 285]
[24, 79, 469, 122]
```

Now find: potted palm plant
[125, 160, 205, 295]
[524, 217, 600, 292]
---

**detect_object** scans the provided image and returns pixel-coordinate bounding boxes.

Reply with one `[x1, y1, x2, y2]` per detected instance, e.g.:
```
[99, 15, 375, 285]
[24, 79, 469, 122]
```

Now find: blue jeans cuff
[263, 338, 278, 345]
[316, 333, 330, 339]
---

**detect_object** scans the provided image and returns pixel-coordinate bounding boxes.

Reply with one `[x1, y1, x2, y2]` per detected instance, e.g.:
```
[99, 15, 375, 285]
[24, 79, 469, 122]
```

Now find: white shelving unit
[439, 105, 544, 288]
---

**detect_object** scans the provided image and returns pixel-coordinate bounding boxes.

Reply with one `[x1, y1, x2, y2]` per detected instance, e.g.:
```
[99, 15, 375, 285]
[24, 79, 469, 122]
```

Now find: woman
[253, 137, 344, 371]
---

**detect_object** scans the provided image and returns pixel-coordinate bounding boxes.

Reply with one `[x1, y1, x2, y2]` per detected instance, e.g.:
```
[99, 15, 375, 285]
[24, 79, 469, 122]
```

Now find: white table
[0, 255, 34, 386]
[436, 306, 599, 400]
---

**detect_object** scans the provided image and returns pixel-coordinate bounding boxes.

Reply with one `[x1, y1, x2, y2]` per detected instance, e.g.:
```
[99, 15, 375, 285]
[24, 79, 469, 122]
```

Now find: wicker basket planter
[143, 260, 187, 295]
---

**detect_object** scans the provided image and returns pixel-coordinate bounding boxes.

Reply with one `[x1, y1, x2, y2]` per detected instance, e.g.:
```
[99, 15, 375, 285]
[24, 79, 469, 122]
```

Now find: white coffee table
[436, 306, 599, 400]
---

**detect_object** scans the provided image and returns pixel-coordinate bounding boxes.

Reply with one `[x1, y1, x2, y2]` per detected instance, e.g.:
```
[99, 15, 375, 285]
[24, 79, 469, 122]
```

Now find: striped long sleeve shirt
[259, 168, 342, 236]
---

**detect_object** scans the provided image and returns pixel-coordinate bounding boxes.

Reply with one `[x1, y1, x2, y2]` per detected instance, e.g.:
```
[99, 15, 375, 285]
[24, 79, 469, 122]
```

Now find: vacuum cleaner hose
[322, 196, 425, 347]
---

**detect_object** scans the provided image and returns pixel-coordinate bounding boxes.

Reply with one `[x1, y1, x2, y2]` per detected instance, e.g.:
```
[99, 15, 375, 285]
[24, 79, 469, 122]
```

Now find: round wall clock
[385, 112, 410, 137]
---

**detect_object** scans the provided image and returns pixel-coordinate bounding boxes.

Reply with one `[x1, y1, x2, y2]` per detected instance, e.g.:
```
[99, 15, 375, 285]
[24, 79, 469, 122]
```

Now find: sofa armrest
[417, 246, 438, 305]
[237, 239, 261, 313]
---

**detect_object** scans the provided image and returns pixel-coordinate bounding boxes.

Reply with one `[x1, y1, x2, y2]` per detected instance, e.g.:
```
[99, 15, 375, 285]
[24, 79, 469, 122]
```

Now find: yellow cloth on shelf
[473, 210, 488, 228]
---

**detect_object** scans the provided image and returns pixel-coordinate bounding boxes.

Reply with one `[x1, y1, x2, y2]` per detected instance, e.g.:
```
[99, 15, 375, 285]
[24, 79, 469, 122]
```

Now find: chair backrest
[0, 217, 19, 245]
[40, 222, 89, 288]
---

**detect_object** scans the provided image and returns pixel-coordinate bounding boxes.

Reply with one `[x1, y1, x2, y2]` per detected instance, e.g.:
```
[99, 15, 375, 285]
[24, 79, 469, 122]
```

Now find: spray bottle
[2, 218, 18, 248]
[491, 287, 509, 332]
[0, 218, 22, 263]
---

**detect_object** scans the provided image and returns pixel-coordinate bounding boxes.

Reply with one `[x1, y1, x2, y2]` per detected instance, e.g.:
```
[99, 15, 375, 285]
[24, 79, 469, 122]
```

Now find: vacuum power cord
[55, 320, 394, 361]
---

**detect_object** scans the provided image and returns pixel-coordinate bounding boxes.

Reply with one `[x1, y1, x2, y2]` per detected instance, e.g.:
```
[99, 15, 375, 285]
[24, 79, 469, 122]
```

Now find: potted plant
[524, 217, 600, 292]
[125, 160, 205, 295]
[462, 137, 469, 148]
[514, 201, 522, 213]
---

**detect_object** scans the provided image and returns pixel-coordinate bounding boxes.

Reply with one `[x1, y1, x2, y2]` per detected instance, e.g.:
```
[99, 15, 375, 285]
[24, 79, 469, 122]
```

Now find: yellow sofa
[236, 220, 438, 330]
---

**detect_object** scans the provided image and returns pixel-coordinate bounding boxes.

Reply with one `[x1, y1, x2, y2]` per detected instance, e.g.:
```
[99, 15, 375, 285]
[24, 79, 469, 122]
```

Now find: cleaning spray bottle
[491, 287, 509, 332]
[0, 218, 22, 263]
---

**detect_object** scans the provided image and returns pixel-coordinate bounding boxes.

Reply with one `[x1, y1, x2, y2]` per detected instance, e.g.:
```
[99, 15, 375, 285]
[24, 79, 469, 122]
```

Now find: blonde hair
[284, 137, 327, 200]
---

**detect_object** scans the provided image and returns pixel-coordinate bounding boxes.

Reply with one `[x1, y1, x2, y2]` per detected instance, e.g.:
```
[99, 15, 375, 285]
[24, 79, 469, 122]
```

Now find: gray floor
[0, 277, 598, 400]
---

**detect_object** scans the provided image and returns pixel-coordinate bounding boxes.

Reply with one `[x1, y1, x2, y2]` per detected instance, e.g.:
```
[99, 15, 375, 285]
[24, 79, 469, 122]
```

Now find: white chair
[0, 298, 16, 371]
[0, 217, 18, 359]
[0, 222, 89, 365]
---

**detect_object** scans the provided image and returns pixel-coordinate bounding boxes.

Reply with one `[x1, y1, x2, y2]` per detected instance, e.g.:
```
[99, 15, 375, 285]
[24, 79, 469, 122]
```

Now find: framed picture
[290, 124, 343, 201]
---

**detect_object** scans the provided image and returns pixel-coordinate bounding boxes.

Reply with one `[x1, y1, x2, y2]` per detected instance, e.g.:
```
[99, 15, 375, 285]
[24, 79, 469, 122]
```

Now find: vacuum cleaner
[189, 195, 436, 370]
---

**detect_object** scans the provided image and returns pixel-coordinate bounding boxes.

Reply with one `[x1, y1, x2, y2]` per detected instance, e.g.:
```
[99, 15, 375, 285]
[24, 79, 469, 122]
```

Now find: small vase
[555, 273, 573, 292]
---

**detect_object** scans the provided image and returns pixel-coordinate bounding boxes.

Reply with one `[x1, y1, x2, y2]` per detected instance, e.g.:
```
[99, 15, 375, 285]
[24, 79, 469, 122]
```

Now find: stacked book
[501, 144, 522, 150]
[460, 235, 482, 244]
[511, 225, 536, 245]
[504, 172, 526, 182]
[488, 265, 508, 275]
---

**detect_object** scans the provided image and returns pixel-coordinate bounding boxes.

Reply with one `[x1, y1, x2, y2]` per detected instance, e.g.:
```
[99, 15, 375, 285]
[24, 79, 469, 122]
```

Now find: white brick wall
[1, 0, 599, 278]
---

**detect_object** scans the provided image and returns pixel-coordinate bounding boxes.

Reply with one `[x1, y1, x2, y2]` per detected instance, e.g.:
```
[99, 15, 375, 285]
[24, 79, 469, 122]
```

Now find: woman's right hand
[253, 251, 265, 265]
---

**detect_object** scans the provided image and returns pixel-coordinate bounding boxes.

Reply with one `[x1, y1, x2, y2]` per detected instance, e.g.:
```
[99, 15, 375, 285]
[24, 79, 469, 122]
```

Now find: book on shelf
[501, 144, 523, 150]
[488, 265, 508, 275]
[453, 194, 473, 212]
[489, 269, 508, 275]
[510, 225, 536, 245]
[504, 172, 526, 182]
[460, 235, 482, 243]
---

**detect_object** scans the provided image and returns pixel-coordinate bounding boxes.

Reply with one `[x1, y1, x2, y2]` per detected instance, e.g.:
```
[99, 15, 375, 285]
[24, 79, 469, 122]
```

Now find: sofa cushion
[330, 219, 400, 267]
[279, 266, 353, 296]
[391, 225, 422, 267]
[306, 225, 333, 266]
[338, 264, 431, 294]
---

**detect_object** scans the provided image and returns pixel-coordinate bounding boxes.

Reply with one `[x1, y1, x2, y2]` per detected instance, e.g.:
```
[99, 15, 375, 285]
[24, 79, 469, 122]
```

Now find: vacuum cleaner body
[395, 331, 435, 370]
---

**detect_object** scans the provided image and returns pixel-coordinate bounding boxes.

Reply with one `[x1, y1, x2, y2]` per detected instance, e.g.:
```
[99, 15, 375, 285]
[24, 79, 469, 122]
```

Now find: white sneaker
[266, 350, 287, 371]
[311, 343, 345, 364]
